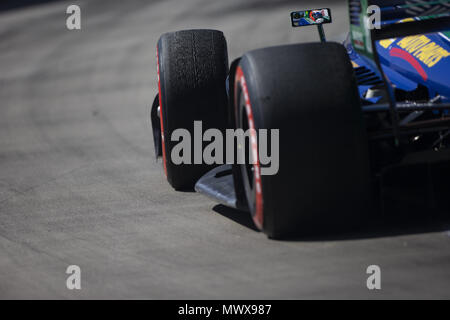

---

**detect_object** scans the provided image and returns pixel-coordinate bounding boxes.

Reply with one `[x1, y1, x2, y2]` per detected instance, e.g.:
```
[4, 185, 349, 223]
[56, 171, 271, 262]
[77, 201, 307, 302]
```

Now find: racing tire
[234, 42, 372, 239]
[157, 29, 229, 190]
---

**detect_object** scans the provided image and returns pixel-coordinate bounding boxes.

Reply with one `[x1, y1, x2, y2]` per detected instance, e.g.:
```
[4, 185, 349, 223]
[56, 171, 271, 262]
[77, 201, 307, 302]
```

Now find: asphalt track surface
[1, 0, 450, 299]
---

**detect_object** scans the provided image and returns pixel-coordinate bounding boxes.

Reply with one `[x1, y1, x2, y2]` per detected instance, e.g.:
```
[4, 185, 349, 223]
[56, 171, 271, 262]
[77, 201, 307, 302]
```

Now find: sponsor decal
[396, 35, 450, 68]
[379, 38, 396, 49]
[352, 30, 365, 50]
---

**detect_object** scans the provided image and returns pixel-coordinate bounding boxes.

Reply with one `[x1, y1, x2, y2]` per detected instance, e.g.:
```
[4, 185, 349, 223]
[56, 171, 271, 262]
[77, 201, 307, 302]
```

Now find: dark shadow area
[292, 212, 450, 242]
[0, 0, 67, 12]
[213, 161, 450, 241]
[175, 187, 197, 193]
[213, 204, 450, 241]
[177, 190, 197, 193]
[213, 204, 259, 231]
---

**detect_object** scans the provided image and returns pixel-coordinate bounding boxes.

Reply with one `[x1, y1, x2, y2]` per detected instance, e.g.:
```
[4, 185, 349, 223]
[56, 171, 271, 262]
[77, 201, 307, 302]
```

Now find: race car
[151, 0, 450, 239]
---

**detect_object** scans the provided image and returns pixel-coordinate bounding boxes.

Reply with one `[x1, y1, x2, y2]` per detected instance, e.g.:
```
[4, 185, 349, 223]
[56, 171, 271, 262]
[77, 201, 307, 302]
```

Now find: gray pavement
[0, 0, 449, 299]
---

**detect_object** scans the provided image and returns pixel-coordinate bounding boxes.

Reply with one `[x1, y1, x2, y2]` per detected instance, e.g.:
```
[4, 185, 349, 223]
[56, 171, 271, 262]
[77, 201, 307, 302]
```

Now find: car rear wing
[349, 0, 450, 145]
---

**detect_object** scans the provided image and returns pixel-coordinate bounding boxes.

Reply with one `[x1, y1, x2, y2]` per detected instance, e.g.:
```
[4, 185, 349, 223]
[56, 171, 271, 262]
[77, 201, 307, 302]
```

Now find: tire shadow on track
[213, 204, 260, 232]
[213, 204, 450, 241]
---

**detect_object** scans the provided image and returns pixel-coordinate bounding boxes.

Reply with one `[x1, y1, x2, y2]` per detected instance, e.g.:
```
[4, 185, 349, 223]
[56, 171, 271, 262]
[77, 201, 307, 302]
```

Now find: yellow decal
[397, 35, 450, 67]
[379, 38, 396, 49]
[378, 18, 412, 49]
[351, 61, 359, 68]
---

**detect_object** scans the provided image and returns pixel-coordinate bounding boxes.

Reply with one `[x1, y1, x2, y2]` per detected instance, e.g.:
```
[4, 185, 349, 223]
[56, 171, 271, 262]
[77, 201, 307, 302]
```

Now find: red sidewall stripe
[156, 46, 168, 177]
[235, 66, 264, 230]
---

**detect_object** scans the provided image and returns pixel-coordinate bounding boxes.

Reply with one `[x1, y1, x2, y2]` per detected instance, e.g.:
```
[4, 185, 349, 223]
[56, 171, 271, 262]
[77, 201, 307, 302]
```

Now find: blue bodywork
[345, 31, 450, 104]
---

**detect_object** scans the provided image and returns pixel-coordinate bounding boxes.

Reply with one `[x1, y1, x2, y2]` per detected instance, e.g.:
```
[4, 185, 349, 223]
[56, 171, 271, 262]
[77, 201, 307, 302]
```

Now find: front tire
[234, 43, 372, 238]
[157, 29, 229, 190]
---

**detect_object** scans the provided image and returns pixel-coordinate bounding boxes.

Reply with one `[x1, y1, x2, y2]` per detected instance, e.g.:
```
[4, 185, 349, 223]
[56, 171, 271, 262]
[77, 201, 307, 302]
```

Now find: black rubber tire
[234, 42, 372, 239]
[157, 30, 229, 190]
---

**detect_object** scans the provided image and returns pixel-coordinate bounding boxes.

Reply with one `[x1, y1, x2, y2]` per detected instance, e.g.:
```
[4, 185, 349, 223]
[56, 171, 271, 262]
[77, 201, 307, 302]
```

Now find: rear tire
[234, 42, 372, 239]
[157, 29, 229, 190]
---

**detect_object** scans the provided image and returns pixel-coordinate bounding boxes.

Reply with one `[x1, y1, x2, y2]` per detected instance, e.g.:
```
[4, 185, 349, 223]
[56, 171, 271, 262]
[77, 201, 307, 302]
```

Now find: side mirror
[291, 8, 332, 27]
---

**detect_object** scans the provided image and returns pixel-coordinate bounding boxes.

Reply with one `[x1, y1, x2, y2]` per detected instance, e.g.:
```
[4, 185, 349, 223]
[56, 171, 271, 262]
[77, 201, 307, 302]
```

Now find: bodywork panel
[346, 31, 450, 103]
